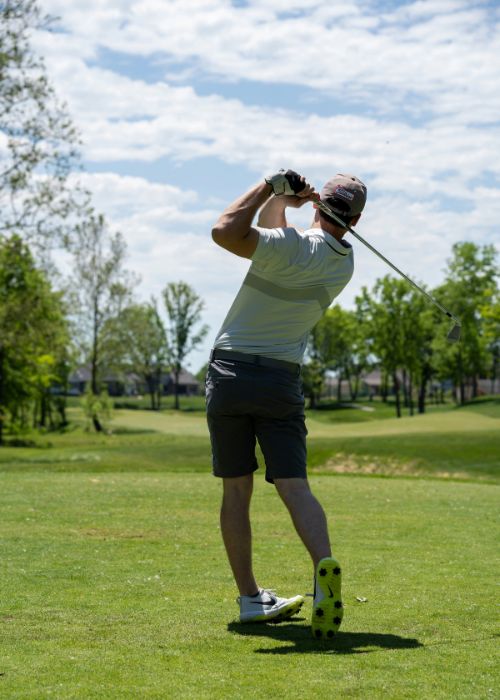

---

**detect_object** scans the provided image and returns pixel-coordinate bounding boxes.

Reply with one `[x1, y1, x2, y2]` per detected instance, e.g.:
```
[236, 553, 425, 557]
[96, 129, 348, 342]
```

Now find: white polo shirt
[213, 226, 354, 364]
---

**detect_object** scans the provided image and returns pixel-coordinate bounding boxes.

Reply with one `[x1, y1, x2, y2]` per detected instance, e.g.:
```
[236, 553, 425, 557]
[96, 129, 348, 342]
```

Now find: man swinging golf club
[206, 169, 367, 638]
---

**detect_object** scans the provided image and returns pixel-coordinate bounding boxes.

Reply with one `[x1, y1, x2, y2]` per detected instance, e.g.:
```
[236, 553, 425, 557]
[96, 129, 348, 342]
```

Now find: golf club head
[447, 323, 461, 343]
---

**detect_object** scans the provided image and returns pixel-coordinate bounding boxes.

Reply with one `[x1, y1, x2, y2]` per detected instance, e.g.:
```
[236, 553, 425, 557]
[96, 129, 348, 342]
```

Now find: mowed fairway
[108, 400, 500, 480]
[0, 402, 498, 698]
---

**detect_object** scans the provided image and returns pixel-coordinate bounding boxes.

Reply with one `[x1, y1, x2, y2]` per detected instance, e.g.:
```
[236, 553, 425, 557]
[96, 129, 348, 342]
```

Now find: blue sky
[35, 0, 500, 372]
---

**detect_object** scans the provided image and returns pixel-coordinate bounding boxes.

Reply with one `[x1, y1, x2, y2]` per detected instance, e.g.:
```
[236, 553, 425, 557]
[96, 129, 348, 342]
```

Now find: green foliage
[304, 304, 371, 406]
[162, 281, 209, 409]
[308, 244, 499, 418]
[81, 389, 113, 432]
[104, 299, 169, 410]
[70, 212, 137, 429]
[309, 306, 349, 403]
[432, 242, 499, 402]
[0, 235, 70, 442]
[481, 293, 500, 392]
[301, 358, 324, 408]
[0, 0, 83, 246]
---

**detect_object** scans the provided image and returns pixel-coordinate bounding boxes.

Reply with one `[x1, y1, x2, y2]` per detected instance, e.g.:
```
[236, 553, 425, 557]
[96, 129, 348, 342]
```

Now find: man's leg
[275, 478, 343, 638]
[220, 474, 259, 596]
[273, 478, 331, 567]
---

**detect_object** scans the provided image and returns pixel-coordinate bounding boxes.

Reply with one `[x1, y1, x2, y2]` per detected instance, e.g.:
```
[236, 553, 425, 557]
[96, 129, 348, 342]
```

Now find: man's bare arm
[257, 192, 319, 229]
[211, 182, 272, 259]
[211, 171, 315, 259]
[257, 196, 288, 228]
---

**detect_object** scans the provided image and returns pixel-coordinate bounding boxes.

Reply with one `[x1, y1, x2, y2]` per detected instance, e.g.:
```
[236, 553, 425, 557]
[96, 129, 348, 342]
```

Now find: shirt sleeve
[251, 226, 301, 271]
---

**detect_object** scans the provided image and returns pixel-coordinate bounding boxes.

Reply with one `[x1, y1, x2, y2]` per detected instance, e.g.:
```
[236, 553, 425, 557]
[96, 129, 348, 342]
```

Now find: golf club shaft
[316, 201, 461, 326]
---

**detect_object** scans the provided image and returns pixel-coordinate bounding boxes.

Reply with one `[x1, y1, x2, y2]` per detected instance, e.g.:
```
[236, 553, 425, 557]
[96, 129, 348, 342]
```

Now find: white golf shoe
[238, 588, 304, 623]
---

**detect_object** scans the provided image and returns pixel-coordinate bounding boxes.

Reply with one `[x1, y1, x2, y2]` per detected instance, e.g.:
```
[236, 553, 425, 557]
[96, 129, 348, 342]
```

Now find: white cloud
[31, 2, 499, 201]
[34, 55, 500, 209]
[74, 172, 201, 213]
[37, 0, 500, 123]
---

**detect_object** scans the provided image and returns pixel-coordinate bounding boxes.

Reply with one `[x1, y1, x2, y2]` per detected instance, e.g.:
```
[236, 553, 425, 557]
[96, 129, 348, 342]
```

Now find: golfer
[206, 169, 367, 638]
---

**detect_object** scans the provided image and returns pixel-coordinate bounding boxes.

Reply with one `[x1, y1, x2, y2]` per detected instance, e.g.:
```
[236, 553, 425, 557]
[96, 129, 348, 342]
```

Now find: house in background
[322, 368, 495, 402]
[158, 369, 200, 397]
[68, 367, 200, 397]
[322, 369, 383, 401]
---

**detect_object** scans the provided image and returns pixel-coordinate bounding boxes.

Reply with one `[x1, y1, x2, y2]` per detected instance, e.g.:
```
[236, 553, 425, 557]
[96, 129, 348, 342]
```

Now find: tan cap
[320, 174, 367, 217]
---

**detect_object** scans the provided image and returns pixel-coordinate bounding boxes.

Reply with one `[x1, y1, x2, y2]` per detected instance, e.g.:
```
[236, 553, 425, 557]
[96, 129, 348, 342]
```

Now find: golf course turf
[0, 399, 498, 698]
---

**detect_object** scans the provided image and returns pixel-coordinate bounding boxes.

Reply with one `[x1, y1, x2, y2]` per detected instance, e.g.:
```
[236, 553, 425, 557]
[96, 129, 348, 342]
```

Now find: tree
[304, 315, 338, 408]
[108, 300, 169, 410]
[305, 304, 372, 406]
[71, 212, 137, 430]
[481, 293, 500, 394]
[433, 243, 498, 403]
[398, 291, 435, 415]
[315, 306, 351, 403]
[0, 0, 83, 248]
[301, 357, 325, 409]
[358, 275, 400, 418]
[413, 309, 436, 414]
[358, 275, 425, 418]
[339, 303, 372, 402]
[162, 282, 209, 410]
[0, 235, 69, 443]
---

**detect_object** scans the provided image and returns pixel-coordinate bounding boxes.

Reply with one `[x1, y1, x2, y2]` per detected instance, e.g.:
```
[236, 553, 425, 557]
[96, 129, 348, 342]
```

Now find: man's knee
[274, 477, 310, 504]
[222, 474, 254, 502]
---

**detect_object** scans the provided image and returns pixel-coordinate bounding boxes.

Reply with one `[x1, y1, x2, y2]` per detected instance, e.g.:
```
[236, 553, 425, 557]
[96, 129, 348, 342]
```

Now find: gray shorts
[205, 356, 307, 483]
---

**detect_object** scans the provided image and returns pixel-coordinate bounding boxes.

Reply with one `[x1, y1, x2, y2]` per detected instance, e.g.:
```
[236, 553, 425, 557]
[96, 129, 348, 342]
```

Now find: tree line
[303, 242, 499, 417]
[0, 228, 209, 442]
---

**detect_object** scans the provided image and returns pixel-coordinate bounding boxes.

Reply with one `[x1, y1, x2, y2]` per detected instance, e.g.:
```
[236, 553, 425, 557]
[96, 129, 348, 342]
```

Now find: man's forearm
[212, 181, 272, 243]
[257, 196, 287, 228]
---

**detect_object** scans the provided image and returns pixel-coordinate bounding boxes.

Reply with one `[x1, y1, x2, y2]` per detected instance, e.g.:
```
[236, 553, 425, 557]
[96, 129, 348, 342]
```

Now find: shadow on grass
[228, 620, 423, 655]
[111, 427, 157, 435]
[2, 438, 39, 447]
[113, 401, 206, 414]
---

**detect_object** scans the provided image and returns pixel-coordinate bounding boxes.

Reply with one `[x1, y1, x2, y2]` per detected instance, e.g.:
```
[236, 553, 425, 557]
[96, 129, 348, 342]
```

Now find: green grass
[0, 399, 499, 697]
[1, 400, 499, 481]
[0, 472, 497, 698]
[307, 397, 452, 423]
[458, 395, 500, 418]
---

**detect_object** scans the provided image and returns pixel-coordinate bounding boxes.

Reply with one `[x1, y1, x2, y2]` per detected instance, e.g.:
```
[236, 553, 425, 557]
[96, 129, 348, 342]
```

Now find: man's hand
[265, 169, 312, 196]
[258, 178, 318, 228]
[280, 190, 319, 208]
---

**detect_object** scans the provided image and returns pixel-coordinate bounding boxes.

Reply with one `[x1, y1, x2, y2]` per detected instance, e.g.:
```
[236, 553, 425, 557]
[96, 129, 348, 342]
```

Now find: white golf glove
[265, 169, 306, 196]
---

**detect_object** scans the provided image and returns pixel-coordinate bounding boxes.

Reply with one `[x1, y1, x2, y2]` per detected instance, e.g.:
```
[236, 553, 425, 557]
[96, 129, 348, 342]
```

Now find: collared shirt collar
[321, 230, 353, 256]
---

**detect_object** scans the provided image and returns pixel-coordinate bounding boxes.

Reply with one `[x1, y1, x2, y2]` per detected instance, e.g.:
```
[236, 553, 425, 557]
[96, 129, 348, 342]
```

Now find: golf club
[316, 200, 461, 342]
